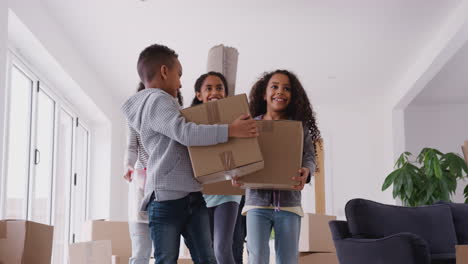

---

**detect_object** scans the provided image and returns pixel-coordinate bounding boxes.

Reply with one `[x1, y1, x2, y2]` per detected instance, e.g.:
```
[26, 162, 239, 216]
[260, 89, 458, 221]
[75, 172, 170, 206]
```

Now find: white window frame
[1, 47, 91, 241]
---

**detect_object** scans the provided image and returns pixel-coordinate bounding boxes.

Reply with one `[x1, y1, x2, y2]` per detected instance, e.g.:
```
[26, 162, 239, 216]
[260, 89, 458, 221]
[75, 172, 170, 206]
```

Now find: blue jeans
[246, 208, 301, 264]
[148, 192, 217, 264]
[208, 202, 239, 264]
[232, 196, 246, 264]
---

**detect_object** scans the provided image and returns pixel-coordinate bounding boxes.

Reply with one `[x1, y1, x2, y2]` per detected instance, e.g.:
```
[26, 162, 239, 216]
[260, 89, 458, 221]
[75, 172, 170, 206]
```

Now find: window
[1, 52, 91, 264]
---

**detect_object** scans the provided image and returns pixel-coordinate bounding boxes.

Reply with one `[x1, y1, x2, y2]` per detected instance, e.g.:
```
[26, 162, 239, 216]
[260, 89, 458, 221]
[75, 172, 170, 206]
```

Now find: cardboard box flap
[181, 94, 263, 181]
[241, 120, 303, 189]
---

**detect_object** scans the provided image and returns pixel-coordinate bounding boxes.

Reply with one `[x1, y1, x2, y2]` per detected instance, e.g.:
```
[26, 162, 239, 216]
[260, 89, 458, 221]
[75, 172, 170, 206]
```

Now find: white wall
[305, 101, 394, 219]
[0, 0, 8, 212]
[6, 0, 128, 220]
[405, 103, 468, 203]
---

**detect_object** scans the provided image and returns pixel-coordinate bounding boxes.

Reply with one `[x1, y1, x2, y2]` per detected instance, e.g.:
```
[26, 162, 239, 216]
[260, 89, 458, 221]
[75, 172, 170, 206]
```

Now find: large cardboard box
[69, 240, 112, 264]
[240, 120, 303, 190]
[462, 141, 468, 165]
[111, 255, 131, 264]
[0, 220, 54, 264]
[181, 94, 264, 184]
[202, 179, 245, 195]
[81, 220, 131, 256]
[458, 245, 468, 264]
[299, 213, 336, 253]
[299, 252, 338, 264]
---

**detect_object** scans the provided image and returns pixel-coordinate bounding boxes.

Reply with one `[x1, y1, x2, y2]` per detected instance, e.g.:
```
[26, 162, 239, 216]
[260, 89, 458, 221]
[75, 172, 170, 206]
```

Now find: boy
[122, 44, 258, 264]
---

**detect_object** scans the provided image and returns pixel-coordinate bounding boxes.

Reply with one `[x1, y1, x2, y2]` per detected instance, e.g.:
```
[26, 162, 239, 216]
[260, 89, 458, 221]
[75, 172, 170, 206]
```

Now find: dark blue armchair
[329, 199, 468, 264]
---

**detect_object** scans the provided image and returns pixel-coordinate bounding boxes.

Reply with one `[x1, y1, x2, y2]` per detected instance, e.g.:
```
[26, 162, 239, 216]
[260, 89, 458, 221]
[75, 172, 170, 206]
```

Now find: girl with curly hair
[242, 69, 320, 264]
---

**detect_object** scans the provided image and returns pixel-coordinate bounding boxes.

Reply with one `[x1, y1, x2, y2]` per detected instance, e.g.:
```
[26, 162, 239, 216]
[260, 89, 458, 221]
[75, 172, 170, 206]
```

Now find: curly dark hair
[191, 71, 229, 106]
[136, 81, 183, 106]
[249, 69, 321, 144]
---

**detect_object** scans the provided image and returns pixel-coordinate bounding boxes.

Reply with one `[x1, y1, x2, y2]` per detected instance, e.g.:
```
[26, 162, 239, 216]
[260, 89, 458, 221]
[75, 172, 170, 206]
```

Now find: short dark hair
[191, 71, 229, 106]
[137, 44, 178, 83]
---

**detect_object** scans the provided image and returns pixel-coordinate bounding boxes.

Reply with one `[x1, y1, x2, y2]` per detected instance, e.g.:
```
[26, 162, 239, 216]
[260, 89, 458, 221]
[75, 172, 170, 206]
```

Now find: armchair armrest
[333, 232, 431, 264]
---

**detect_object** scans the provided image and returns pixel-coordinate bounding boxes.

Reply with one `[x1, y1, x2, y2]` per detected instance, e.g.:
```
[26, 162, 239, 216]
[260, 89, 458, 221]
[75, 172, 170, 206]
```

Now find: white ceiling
[41, 0, 463, 106]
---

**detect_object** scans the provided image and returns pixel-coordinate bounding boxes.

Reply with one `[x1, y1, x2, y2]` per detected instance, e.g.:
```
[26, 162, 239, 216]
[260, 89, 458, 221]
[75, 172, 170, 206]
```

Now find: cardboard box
[299, 213, 336, 253]
[149, 257, 193, 264]
[314, 140, 326, 214]
[299, 252, 338, 264]
[69, 240, 112, 264]
[462, 141, 468, 165]
[0, 219, 54, 264]
[202, 179, 245, 195]
[81, 220, 131, 256]
[240, 120, 303, 190]
[458, 245, 468, 264]
[111, 255, 131, 264]
[181, 94, 264, 184]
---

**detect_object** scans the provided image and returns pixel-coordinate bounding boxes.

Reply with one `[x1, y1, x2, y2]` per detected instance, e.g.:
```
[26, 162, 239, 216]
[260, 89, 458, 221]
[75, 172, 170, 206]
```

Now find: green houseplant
[382, 148, 468, 206]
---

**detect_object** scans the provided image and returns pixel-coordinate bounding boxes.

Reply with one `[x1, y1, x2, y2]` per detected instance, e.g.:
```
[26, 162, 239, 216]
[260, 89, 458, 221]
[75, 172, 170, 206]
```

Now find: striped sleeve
[143, 93, 228, 146]
[125, 125, 139, 168]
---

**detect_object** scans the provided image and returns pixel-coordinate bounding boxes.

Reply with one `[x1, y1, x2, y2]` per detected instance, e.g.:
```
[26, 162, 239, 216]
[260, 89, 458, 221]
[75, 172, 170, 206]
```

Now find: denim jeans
[129, 222, 152, 264]
[147, 192, 217, 264]
[208, 201, 239, 264]
[246, 208, 301, 264]
[232, 196, 246, 264]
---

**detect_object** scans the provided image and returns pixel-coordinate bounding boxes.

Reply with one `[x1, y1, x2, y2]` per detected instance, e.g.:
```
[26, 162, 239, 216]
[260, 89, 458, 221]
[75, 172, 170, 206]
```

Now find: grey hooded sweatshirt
[121, 88, 229, 209]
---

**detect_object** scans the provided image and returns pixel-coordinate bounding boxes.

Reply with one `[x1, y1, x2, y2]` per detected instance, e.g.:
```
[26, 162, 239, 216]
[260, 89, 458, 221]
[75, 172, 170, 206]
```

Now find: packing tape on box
[220, 151, 236, 171]
[259, 121, 274, 132]
[206, 102, 220, 124]
[0, 221, 6, 239]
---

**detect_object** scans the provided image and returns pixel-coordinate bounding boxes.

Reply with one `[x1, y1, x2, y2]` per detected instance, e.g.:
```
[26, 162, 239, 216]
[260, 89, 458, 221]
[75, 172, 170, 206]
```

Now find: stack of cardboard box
[298, 213, 339, 264]
[69, 220, 131, 264]
[0, 220, 54, 264]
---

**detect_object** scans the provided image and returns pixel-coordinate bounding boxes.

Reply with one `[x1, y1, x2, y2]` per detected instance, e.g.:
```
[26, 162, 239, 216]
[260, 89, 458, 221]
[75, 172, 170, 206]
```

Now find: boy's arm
[125, 125, 138, 169]
[302, 130, 316, 183]
[144, 93, 228, 146]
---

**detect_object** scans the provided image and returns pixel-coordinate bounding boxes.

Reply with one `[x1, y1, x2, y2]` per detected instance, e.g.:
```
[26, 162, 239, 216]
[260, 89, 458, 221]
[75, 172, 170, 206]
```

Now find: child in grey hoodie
[121, 44, 258, 264]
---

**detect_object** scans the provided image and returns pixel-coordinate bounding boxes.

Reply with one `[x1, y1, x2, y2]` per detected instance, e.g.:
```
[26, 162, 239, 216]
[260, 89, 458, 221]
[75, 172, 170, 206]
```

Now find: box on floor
[69, 240, 112, 264]
[0, 219, 54, 264]
[458, 245, 468, 264]
[111, 255, 131, 264]
[81, 220, 131, 256]
[181, 94, 264, 184]
[299, 252, 338, 264]
[299, 213, 336, 253]
[241, 120, 303, 190]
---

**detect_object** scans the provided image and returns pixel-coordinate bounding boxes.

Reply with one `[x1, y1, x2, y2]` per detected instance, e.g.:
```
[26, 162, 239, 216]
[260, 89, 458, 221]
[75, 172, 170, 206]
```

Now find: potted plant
[382, 148, 468, 206]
